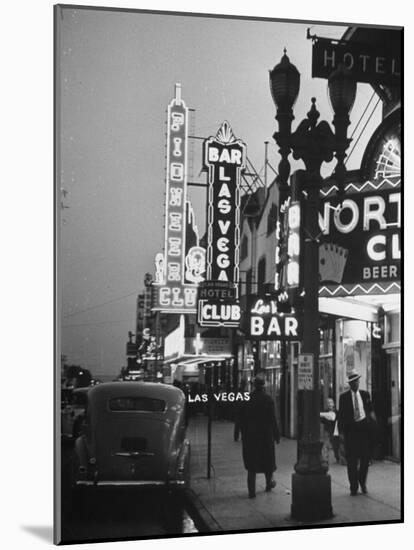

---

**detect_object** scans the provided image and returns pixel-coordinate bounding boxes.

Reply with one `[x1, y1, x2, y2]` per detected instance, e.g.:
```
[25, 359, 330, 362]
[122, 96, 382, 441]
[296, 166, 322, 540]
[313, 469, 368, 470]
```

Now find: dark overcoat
[240, 388, 280, 473]
[337, 389, 373, 435]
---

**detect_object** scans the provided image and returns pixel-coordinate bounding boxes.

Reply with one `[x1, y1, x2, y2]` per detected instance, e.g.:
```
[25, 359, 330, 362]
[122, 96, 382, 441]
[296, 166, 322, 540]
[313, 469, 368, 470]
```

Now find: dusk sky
[58, 7, 382, 377]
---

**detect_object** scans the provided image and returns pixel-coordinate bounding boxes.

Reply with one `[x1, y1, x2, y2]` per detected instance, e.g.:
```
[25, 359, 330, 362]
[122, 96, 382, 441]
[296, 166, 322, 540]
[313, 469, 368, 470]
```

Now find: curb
[184, 488, 223, 533]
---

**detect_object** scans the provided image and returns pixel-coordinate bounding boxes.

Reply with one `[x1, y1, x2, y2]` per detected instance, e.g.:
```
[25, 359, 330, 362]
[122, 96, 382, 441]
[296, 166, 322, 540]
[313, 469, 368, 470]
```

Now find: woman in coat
[240, 375, 280, 498]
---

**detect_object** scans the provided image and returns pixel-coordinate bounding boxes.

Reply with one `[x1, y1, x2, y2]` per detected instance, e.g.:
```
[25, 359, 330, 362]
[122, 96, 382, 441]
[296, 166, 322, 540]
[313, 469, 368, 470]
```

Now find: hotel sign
[198, 300, 241, 328]
[198, 280, 237, 301]
[312, 38, 401, 86]
[204, 121, 246, 284]
[246, 295, 302, 341]
[197, 280, 241, 328]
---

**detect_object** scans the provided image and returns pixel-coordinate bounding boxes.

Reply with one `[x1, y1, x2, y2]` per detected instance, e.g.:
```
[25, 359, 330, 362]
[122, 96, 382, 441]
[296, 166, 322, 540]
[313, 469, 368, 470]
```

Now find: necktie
[353, 392, 360, 421]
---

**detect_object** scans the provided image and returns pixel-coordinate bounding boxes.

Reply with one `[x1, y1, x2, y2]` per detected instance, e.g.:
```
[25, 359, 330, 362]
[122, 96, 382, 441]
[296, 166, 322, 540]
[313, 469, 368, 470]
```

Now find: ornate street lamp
[269, 52, 356, 521]
[269, 50, 300, 205]
[328, 64, 357, 202]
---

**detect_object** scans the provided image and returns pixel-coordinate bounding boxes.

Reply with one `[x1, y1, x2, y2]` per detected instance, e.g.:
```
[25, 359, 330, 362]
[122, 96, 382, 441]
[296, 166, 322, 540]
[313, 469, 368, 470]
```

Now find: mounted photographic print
[55, 4, 403, 545]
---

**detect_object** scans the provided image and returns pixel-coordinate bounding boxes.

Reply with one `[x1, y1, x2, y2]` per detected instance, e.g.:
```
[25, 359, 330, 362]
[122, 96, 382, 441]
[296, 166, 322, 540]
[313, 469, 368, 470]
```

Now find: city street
[55, 7, 402, 545]
[186, 415, 401, 532]
[60, 441, 199, 543]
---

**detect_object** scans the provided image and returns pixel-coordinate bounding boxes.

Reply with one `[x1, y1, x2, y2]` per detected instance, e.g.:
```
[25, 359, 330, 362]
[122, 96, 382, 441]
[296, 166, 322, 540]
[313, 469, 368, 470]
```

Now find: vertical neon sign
[164, 83, 187, 289]
[204, 121, 246, 285]
[152, 84, 200, 313]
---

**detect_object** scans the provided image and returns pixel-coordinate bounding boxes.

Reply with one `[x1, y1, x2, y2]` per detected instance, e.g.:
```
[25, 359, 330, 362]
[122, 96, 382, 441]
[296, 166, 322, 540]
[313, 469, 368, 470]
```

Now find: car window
[109, 397, 166, 412]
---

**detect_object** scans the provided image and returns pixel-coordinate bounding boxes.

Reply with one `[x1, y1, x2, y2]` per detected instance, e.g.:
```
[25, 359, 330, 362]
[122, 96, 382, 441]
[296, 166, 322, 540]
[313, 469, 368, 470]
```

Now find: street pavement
[186, 415, 401, 533]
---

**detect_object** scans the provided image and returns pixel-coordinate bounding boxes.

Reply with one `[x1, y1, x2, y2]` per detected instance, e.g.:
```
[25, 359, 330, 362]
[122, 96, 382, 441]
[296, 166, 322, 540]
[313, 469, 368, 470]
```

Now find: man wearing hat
[239, 374, 280, 498]
[337, 370, 374, 496]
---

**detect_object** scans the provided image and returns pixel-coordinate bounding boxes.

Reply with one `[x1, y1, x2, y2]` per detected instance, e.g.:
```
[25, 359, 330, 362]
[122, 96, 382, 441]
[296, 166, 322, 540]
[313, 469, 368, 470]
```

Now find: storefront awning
[180, 355, 230, 367]
[164, 354, 232, 367]
[319, 297, 379, 322]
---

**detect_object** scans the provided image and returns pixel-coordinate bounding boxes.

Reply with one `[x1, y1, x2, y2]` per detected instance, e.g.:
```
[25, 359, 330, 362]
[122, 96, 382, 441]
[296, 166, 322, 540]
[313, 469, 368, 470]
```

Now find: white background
[2, 0, 411, 549]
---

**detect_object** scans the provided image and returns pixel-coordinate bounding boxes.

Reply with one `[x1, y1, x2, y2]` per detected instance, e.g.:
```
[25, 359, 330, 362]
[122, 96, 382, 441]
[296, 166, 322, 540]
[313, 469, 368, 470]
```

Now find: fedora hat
[346, 370, 361, 383]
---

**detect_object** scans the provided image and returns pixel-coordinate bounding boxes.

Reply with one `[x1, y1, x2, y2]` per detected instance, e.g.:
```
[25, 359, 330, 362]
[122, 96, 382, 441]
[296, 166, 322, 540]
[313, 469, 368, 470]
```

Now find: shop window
[385, 312, 400, 346]
[335, 319, 372, 399]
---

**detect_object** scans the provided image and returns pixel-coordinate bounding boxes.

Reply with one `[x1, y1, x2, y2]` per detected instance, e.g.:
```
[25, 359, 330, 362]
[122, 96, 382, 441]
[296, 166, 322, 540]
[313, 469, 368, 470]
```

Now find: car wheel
[71, 485, 86, 520]
[161, 488, 184, 532]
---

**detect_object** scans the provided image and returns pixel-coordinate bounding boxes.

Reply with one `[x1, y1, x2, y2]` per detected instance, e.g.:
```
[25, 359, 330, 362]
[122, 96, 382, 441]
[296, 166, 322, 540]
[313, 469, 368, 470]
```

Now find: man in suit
[337, 370, 374, 496]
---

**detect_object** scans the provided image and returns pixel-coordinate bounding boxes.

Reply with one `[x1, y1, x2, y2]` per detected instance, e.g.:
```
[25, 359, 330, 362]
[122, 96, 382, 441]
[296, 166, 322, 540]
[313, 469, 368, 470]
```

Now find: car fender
[72, 435, 89, 484]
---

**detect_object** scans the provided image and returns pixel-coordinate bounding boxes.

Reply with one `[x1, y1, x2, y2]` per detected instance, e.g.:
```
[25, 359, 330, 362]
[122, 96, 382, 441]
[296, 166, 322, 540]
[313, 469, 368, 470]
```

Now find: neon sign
[197, 300, 241, 328]
[152, 84, 204, 313]
[273, 195, 292, 310]
[164, 84, 186, 287]
[319, 188, 401, 286]
[286, 201, 301, 288]
[246, 296, 302, 341]
[204, 121, 246, 284]
[197, 280, 240, 328]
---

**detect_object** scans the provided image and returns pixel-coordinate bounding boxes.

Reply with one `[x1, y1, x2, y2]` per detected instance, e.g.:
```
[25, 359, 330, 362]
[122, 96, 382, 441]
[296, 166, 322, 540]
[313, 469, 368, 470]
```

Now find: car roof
[73, 386, 90, 394]
[88, 381, 184, 406]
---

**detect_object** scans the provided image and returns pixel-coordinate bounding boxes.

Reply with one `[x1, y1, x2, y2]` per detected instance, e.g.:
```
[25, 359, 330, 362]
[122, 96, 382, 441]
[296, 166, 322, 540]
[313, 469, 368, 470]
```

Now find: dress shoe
[265, 480, 276, 492]
[248, 492, 256, 499]
[350, 490, 358, 496]
[360, 483, 368, 494]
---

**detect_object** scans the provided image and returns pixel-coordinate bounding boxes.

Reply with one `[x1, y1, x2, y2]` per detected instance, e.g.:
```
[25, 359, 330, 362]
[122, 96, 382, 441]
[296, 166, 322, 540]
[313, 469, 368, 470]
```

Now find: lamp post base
[291, 472, 333, 521]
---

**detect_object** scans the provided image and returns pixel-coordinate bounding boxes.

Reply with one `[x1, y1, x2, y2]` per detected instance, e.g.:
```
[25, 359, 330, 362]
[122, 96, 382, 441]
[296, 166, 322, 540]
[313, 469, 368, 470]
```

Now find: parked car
[71, 382, 190, 492]
[61, 387, 89, 440]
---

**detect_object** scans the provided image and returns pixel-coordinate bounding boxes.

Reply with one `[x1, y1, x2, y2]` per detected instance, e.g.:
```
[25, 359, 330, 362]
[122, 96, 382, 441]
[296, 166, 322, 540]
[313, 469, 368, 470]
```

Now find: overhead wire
[62, 319, 132, 329]
[349, 91, 376, 140]
[345, 97, 381, 166]
[63, 291, 138, 318]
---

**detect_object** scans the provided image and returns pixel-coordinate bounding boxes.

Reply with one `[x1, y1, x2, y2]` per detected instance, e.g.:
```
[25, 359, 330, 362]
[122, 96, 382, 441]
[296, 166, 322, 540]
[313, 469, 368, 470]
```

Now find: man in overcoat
[337, 369, 374, 496]
[239, 375, 280, 498]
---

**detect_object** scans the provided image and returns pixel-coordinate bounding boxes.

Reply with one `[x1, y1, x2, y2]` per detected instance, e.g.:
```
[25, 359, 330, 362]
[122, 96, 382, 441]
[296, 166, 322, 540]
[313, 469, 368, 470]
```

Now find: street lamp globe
[269, 49, 300, 111]
[328, 63, 357, 115]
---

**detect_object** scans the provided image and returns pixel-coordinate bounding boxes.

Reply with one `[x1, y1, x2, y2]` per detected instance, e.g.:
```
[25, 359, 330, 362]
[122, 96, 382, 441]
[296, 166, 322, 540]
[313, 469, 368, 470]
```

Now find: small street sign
[298, 353, 314, 390]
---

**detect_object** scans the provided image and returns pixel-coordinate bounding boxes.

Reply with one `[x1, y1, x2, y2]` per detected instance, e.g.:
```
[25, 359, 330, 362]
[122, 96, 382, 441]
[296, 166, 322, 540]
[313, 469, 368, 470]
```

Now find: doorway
[388, 350, 401, 461]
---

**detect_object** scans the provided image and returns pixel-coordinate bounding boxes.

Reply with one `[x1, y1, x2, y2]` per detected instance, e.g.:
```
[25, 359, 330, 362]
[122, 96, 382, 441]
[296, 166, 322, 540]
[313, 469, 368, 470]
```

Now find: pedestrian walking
[320, 397, 340, 464]
[239, 375, 280, 498]
[337, 369, 375, 496]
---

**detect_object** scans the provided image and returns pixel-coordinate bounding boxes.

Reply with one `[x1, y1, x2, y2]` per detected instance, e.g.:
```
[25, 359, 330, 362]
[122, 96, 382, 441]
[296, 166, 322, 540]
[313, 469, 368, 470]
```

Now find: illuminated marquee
[165, 85, 187, 287]
[246, 295, 302, 341]
[197, 300, 241, 328]
[204, 121, 246, 284]
[152, 84, 204, 313]
[197, 280, 240, 328]
[286, 201, 301, 288]
[319, 183, 401, 296]
[273, 196, 292, 308]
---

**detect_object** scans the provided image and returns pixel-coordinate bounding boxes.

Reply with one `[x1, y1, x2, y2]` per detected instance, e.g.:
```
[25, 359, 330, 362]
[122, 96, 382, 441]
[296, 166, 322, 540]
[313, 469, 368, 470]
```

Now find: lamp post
[269, 51, 356, 521]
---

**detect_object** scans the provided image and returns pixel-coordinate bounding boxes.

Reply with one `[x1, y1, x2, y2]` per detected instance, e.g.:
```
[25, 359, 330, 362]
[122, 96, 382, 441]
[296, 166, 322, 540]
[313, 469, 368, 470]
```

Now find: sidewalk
[186, 415, 401, 532]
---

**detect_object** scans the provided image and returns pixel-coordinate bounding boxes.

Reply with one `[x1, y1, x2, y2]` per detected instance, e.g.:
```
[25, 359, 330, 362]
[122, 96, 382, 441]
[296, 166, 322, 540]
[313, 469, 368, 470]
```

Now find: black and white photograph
[54, 3, 402, 546]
